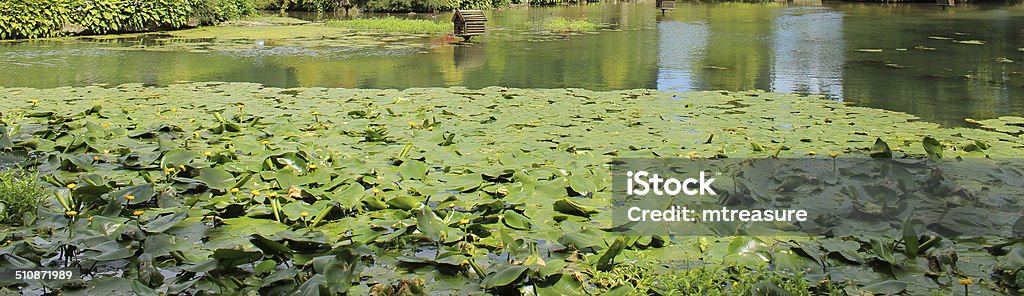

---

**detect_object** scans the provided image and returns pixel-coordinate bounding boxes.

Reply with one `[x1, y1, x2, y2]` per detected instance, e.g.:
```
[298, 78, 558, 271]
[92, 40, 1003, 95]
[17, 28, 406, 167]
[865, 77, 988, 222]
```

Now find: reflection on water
[1, 2, 1023, 125]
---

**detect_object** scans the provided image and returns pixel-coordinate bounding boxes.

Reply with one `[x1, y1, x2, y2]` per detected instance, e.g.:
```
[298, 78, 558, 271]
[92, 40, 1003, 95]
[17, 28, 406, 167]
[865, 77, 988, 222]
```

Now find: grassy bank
[326, 17, 452, 33]
[0, 0, 256, 39]
[0, 83, 1022, 294]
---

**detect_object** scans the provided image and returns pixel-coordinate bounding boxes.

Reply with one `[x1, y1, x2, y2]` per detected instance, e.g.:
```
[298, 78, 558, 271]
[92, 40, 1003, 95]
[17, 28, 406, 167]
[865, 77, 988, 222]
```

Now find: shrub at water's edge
[326, 17, 452, 33]
[0, 0, 256, 40]
[0, 170, 47, 226]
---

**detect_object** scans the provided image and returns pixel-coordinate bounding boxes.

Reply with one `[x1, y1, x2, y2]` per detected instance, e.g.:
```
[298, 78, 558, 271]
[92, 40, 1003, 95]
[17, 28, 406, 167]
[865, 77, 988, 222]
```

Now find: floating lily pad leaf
[595, 237, 625, 271]
[503, 211, 531, 230]
[553, 198, 597, 217]
[482, 265, 528, 288]
[91, 216, 130, 238]
[197, 168, 236, 191]
[568, 174, 597, 195]
[537, 273, 586, 296]
[416, 206, 447, 242]
[292, 274, 326, 296]
[276, 167, 312, 188]
[446, 174, 483, 192]
[161, 149, 194, 168]
[322, 255, 359, 294]
[861, 280, 907, 295]
[922, 137, 942, 159]
[870, 239, 897, 266]
[332, 183, 364, 209]
[112, 184, 156, 205]
[212, 248, 263, 268]
[387, 196, 422, 210]
[398, 160, 428, 180]
[141, 211, 188, 233]
[90, 240, 136, 261]
[870, 138, 892, 158]
[250, 234, 294, 259]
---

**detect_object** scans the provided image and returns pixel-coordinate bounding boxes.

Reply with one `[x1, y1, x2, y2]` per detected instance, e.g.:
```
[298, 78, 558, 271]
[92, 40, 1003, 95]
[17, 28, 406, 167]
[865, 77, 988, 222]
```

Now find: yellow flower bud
[251, 190, 261, 196]
[372, 188, 381, 194]
[267, 192, 278, 198]
[960, 278, 974, 285]
[808, 151, 817, 156]
[307, 164, 317, 170]
[124, 195, 135, 201]
[203, 151, 212, 157]
[65, 211, 78, 217]
[830, 153, 839, 158]
[101, 123, 110, 128]
[459, 219, 470, 225]
[300, 211, 309, 217]
[261, 140, 270, 145]
[132, 210, 145, 216]
[66, 183, 77, 190]
[230, 188, 240, 193]
[93, 156, 101, 161]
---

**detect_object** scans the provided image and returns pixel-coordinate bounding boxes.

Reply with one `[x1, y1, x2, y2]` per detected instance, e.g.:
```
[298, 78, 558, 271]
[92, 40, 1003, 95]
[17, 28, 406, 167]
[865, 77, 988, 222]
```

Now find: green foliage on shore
[326, 17, 452, 33]
[350, 0, 513, 12]
[0, 170, 47, 226]
[0, 0, 256, 40]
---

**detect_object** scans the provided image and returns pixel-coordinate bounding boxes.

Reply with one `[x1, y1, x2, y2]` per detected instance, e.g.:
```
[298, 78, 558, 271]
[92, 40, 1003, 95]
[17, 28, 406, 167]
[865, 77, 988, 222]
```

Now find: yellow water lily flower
[960, 278, 973, 285]
[251, 190, 261, 196]
[66, 183, 77, 190]
[230, 188, 240, 193]
[124, 195, 135, 201]
[132, 210, 145, 216]
[300, 211, 309, 217]
[65, 211, 78, 217]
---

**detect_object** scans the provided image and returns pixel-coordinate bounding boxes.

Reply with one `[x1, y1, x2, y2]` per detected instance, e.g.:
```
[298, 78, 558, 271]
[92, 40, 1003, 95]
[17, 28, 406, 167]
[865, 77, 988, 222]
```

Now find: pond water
[1, 2, 1023, 125]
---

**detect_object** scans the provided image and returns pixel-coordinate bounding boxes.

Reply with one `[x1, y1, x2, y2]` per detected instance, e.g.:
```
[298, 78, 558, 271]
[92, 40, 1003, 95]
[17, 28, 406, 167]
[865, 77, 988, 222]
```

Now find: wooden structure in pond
[655, 0, 675, 13]
[452, 10, 487, 41]
[936, 0, 954, 6]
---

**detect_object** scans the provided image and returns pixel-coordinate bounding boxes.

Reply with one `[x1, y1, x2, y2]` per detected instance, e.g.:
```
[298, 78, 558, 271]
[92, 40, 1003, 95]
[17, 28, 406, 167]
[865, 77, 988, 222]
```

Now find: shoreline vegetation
[0, 0, 583, 40]
[1, 83, 1023, 294]
[326, 17, 454, 33]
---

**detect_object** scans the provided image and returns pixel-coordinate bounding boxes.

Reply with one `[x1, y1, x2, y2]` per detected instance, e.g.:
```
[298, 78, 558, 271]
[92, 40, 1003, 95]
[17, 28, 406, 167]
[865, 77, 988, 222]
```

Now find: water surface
[1, 2, 1023, 125]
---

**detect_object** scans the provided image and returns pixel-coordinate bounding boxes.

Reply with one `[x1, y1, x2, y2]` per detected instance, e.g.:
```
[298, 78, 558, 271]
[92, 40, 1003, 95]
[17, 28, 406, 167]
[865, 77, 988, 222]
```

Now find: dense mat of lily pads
[1, 83, 1024, 295]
